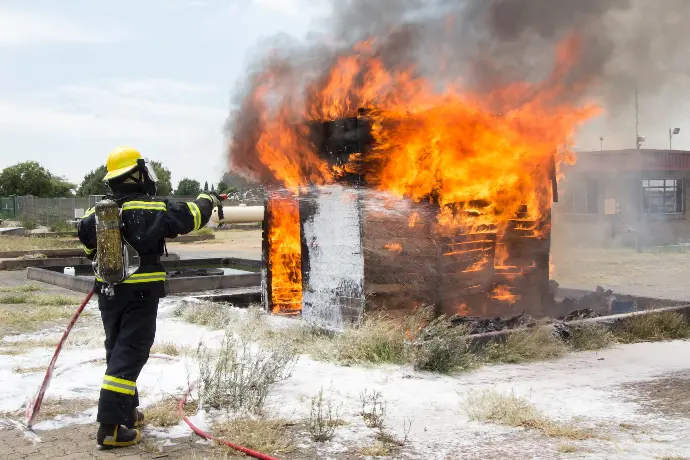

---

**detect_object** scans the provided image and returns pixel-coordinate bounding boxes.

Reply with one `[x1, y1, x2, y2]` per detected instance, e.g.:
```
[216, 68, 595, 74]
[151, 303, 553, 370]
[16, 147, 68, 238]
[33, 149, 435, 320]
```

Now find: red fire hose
[26, 288, 95, 429]
[177, 385, 279, 460]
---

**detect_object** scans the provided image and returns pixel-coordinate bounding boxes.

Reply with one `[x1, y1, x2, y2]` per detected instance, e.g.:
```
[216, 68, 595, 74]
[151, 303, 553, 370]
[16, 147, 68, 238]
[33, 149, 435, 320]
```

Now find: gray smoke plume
[227, 0, 690, 179]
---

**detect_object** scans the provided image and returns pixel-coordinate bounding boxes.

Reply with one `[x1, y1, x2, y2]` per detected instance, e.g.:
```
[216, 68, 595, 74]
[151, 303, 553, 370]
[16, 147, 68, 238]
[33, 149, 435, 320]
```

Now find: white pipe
[210, 204, 264, 224]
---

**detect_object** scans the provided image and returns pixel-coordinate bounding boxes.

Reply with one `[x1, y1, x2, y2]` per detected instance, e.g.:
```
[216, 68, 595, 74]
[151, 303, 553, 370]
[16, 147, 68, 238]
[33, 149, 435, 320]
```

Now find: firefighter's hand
[207, 192, 223, 207]
[210, 192, 225, 220]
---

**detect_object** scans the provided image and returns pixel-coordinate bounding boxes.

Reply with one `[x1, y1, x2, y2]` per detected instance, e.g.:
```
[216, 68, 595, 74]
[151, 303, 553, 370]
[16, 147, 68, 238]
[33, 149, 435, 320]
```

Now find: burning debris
[451, 312, 537, 335]
[222, 0, 684, 328]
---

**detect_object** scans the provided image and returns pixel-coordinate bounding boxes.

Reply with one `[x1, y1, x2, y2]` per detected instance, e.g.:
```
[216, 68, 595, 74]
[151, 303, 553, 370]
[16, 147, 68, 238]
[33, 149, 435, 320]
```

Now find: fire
[408, 212, 419, 228]
[230, 30, 601, 315]
[384, 242, 403, 253]
[490, 285, 519, 304]
[267, 196, 302, 315]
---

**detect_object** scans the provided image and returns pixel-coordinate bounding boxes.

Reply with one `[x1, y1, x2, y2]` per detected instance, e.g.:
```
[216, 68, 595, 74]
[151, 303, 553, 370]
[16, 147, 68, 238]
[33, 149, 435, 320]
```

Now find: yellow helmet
[103, 146, 142, 181]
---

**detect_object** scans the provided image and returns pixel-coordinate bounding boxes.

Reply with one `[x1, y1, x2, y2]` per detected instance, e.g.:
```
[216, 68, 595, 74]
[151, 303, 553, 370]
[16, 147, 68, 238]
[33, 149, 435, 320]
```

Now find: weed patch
[566, 324, 614, 351]
[213, 418, 296, 456]
[465, 389, 594, 440]
[0, 294, 29, 304]
[0, 285, 40, 293]
[0, 236, 79, 252]
[33, 294, 81, 306]
[0, 305, 75, 332]
[613, 311, 690, 343]
[483, 326, 569, 364]
[145, 397, 198, 427]
[197, 311, 298, 414]
[407, 313, 475, 373]
[173, 300, 240, 330]
[307, 387, 342, 442]
[557, 443, 579, 453]
[151, 341, 192, 357]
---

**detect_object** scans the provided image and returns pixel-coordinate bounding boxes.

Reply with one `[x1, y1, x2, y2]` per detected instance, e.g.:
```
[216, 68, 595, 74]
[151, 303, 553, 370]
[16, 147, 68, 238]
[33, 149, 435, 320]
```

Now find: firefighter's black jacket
[78, 192, 215, 299]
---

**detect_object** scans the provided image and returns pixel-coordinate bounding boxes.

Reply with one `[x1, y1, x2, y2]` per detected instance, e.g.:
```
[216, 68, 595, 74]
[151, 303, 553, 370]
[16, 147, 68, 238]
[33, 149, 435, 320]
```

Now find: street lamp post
[669, 127, 680, 150]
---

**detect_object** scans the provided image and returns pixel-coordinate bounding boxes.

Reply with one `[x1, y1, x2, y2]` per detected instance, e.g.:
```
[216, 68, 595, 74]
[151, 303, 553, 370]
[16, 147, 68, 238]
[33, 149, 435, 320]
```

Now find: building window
[562, 179, 598, 214]
[642, 179, 683, 214]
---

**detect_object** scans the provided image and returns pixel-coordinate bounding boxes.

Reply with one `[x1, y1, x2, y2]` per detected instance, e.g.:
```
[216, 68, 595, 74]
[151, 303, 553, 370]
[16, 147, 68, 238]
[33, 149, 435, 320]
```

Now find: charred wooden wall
[360, 192, 440, 317]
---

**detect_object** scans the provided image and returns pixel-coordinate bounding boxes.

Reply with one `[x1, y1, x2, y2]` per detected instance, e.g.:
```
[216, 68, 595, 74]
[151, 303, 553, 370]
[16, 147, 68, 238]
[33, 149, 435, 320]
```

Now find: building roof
[568, 149, 690, 172]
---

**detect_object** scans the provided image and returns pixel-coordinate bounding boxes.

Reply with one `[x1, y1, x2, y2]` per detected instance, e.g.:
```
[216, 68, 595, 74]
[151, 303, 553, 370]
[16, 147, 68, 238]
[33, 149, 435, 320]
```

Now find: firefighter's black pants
[97, 295, 158, 426]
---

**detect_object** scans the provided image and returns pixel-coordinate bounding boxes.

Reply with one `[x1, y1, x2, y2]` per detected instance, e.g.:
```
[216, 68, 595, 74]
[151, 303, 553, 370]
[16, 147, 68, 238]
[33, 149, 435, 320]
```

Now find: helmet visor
[142, 159, 158, 183]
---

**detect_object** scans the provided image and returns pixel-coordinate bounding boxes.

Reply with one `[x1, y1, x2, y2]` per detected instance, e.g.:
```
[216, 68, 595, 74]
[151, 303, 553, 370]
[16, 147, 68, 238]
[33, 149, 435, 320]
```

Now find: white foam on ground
[1, 296, 689, 458]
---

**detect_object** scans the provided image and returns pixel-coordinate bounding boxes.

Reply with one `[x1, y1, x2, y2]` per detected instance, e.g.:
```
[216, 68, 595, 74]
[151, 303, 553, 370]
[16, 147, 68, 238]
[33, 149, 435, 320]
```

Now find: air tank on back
[94, 199, 124, 292]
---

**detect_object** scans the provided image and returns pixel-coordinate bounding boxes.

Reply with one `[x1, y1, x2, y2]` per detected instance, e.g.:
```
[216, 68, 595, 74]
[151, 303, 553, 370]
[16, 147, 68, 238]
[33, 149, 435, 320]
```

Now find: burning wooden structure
[262, 114, 557, 330]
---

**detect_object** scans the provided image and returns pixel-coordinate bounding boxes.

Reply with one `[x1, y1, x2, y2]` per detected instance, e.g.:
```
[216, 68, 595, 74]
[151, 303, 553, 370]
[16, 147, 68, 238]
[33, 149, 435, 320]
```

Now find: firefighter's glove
[210, 192, 225, 220]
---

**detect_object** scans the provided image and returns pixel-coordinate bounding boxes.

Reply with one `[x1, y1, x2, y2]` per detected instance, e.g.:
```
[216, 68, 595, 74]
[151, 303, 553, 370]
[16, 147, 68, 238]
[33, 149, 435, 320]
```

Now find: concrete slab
[0, 227, 25, 236]
[26, 265, 261, 295]
[0, 254, 180, 271]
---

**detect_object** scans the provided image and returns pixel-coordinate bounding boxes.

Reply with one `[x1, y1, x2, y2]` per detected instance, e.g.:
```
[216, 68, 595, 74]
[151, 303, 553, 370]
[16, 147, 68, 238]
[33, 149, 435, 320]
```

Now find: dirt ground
[166, 229, 261, 260]
[551, 244, 690, 301]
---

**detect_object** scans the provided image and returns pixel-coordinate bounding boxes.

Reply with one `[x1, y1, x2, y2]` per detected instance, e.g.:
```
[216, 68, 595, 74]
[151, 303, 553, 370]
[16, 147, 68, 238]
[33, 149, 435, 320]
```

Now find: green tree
[216, 181, 237, 194]
[204, 181, 209, 192]
[175, 178, 201, 196]
[149, 161, 172, 196]
[76, 161, 173, 196]
[0, 161, 75, 197]
[77, 165, 109, 196]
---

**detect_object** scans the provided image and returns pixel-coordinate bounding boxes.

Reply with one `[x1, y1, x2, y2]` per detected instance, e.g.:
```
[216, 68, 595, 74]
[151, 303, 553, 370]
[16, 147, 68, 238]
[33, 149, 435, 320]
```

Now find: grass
[144, 397, 198, 427]
[0, 236, 79, 252]
[0, 284, 41, 293]
[13, 366, 45, 374]
[566, 324, 614, 351]
[557, 443, 579, 453]
[325, 313, 408, 366]
[173, 299, 240, 330]
[465, 389, 594, 440]
[612, 311, 690, 344]
[483, 326, 569, 364]
[0, 294, 30, 304]
[212, 418, 296, 457]
[150, 341, 193, 357]
[0, 293, 81, 306]
[0, 305, 76, 329]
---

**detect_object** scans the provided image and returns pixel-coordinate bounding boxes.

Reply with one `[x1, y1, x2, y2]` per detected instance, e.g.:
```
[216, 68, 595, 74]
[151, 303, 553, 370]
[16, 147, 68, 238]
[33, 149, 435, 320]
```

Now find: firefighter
[78, 146, 222, 449]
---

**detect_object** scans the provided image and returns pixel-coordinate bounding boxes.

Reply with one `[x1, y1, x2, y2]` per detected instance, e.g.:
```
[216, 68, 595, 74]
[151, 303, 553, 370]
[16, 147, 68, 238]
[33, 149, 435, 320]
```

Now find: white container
[63, 267, 76, 276]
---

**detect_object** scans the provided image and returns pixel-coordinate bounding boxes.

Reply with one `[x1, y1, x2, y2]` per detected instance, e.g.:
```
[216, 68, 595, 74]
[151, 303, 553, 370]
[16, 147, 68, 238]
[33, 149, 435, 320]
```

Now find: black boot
[96, 424, 141, 449]
[127, 408, 145, 429]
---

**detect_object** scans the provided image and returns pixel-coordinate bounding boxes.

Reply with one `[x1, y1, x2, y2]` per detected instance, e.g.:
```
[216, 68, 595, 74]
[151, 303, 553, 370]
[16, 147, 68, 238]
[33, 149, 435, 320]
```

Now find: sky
[1, 0, 689, 190]
[0, 0, 323, 188]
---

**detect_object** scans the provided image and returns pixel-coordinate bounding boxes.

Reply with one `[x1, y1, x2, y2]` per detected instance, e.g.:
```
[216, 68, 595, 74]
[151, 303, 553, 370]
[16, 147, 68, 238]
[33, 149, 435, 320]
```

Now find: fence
[0, 194, 265, 228]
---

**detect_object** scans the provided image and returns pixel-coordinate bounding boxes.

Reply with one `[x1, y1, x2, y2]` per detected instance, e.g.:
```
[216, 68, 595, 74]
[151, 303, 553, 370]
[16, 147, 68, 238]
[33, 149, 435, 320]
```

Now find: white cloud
[0, 8, 124, 46]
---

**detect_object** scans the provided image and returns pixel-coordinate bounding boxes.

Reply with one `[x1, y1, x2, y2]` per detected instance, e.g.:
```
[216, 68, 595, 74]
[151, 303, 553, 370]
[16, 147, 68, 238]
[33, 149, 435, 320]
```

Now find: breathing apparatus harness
[92, 159, 158, 297]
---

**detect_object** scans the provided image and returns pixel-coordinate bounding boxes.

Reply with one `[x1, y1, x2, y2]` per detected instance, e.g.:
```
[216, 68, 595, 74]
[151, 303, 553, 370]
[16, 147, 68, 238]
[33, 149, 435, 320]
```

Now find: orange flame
[268, 196, 302, 315]
[491, 285, 519, 304]
[384, 242, 403, 253]
[408, 212, 419, 228]
[231, 31, 602, 316]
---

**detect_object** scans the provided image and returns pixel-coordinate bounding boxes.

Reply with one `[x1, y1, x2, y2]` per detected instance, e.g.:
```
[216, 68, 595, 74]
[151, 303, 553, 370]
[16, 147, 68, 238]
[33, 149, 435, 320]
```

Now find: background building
[555, 149, 690, 247]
